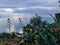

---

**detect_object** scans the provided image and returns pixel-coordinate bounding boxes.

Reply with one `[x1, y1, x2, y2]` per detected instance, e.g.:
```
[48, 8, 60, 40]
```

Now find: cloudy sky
[0, 0, 59, 33]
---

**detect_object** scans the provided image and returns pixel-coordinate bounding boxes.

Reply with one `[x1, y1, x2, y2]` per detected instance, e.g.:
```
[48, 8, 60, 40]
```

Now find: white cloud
[0, 8, 14, 13]
[17, 8, 27, 10]
[17, 6, 57, 10]
[0, 11, 52, 19]
[3, 8, 14, 13]
[0, 12, 19, 15]
[0, 0, 58, 8]
[0, 5, 58, 14]
[29, 6, 56, 10]
[0, 0, 57, 33]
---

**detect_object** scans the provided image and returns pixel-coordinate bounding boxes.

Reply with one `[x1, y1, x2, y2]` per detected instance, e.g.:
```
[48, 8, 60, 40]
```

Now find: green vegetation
[0, 13, 60, 45]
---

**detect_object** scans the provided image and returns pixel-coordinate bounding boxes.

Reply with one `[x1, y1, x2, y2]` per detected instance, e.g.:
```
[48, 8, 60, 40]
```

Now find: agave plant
[34, 24, 56, 45]
[23, 14, 57, 45]
[50, 13, 60, 45]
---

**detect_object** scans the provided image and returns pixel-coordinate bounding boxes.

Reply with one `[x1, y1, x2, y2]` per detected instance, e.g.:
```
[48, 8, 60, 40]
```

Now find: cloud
[0, 8, 14, 13]
[0, 0, 58, 8]
[0, 6, 58, 17]
[0, 18, 7, 33]
[0, 0, 58, 33]
[0, 17, 23, 33]
[0, 12, 53, 19]
[17, 6, 57, 10]
[0, 6, 57, 14]
[3, 8, 14, 13]
[17, 8, 27, 10]
[29, 6, 57, 10]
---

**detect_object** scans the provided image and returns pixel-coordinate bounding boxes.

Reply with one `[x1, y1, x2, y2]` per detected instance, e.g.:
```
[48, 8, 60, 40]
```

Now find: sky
[0, 0, 59, 33]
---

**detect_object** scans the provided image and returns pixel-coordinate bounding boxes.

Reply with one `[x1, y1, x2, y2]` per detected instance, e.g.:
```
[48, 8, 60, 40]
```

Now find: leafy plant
[23, 14, 57, 45]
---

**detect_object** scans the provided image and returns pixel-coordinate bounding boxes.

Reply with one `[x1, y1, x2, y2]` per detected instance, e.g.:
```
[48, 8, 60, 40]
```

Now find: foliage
[0, 13, 60, 45]
[50, 13, 60, 45]
[23, 14, 57, 45]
